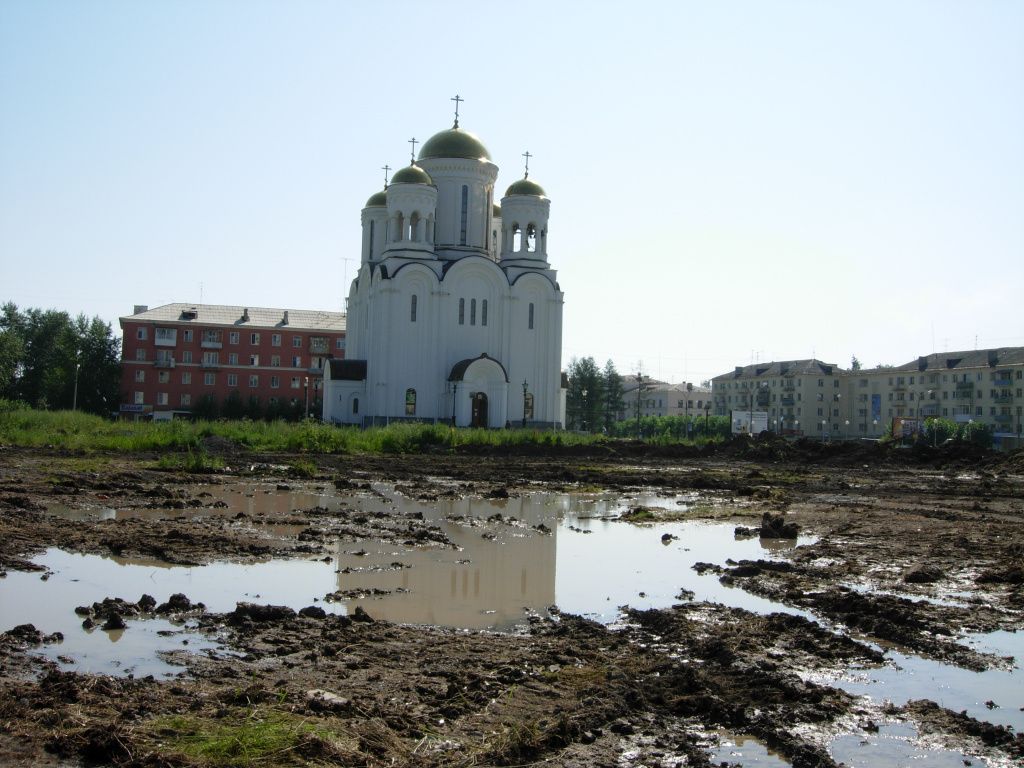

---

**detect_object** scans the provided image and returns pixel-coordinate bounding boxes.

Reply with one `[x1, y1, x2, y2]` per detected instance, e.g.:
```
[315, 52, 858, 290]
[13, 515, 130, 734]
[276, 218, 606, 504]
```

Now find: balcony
[154, 338, 176, 347]
[892, 383, 906, 392]
[201, 340, 222, 349]
[993, 378, 1012, 388]
[955, 381, 974, 392]
[994, 414, 1013, 424]
[154, 359, 175, 369]
[780, 395, 795, 406]
[200, 361, 220, 369]
[756, 392, 771, 406]
[308, 342, 329, 355]
[920, 404, 940, 416]
[994, 394, 1014, 404]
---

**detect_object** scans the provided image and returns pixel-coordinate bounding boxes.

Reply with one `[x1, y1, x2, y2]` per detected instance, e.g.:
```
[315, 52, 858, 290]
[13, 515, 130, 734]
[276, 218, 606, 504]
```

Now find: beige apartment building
[711, 360, 843, 439]
[712, 347, 1024, 442]
[619, 377, 712, 421]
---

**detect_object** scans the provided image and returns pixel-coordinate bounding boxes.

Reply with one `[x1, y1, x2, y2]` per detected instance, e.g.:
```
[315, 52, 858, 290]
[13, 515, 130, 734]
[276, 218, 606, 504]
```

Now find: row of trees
[191, 391, 321, 422]
[915, 417, 993, 447]
[0, 303, 121, 415]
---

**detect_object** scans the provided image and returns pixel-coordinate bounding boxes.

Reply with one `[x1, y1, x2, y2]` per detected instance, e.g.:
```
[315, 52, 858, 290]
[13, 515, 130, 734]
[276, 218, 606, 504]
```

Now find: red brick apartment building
[119, 304, 346, 420]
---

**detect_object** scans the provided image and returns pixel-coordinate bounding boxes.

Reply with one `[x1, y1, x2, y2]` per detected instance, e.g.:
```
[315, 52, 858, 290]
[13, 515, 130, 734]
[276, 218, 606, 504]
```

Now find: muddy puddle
[4, 480, 1021, 767]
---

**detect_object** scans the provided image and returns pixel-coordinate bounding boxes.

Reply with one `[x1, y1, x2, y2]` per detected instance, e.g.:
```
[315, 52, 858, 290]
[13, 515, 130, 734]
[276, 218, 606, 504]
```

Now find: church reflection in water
[332, 494, 558, 631]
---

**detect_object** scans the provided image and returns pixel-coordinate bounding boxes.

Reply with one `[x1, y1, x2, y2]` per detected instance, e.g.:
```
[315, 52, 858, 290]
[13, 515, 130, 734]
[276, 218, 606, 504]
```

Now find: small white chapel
[322, 99, 566, 428]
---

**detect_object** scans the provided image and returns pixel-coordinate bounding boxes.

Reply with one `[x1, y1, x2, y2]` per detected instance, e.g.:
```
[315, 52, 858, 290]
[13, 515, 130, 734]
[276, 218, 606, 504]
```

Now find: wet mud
[0, 439, 1022, 766]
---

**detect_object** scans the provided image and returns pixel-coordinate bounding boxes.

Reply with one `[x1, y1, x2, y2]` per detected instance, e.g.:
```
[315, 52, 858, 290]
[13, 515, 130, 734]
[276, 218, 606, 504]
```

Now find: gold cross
[522, 150, 532, 177]
[381, 164, 391, 187]
[408, 138, 418, 163]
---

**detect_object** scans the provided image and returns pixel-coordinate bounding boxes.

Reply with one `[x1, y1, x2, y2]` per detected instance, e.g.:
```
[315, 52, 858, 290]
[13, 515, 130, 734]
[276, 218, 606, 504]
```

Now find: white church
[323, 105, 566, 429]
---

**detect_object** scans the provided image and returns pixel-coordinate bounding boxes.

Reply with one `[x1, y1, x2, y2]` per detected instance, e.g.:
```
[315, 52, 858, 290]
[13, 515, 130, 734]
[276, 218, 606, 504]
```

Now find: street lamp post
[451, 381, 458, 427]
[580, 388, 588, 432]
[72, 361, 81, 411]
[521, 379, 528, 429]
[844, 419, 849, 441]
[821, 419, 827, 443]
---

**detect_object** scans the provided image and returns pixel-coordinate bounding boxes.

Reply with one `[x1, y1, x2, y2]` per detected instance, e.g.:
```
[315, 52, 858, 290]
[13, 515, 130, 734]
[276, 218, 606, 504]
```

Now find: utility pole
[634, 370, 649, 439]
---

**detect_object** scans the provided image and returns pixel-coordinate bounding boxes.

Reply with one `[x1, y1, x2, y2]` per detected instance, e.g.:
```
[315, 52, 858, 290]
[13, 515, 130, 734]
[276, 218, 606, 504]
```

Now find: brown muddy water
[3, 480, 1021, 767]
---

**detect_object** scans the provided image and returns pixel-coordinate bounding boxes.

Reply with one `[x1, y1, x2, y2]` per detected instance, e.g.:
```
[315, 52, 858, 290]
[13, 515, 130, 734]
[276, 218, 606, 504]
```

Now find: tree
[222, 390, 246, 419]
[602, 360, 624, 432]
[0, 302, 120, 415]
[851, 355, 862, 371]
[565, 356, 605, 432]
[192, 394, 220, 420]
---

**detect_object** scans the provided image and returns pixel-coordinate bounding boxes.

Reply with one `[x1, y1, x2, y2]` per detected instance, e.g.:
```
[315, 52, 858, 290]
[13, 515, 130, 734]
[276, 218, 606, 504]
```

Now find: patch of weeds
[147, 707, 358, 767]
[50, 456, 113, 473]
[620, 506, 658, 523]
[482, 720, 545, 763]
[154, 450, 224, 474]
[287, 459, 317, 479]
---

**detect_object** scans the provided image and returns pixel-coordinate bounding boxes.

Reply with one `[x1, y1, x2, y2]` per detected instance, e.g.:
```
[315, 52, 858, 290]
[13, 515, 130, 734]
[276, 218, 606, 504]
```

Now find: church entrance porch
[448, 354, 508, 428]
[471, 392, 488, 428]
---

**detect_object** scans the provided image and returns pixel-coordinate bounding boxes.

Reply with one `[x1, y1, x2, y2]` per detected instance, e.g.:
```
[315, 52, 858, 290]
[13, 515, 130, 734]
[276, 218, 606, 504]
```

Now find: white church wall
[417, 158, 497, 253]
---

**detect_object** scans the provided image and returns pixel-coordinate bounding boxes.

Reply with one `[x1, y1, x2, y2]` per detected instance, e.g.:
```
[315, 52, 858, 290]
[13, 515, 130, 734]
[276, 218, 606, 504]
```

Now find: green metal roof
[505, 177, 546, 198]
[390, 164, 433, 185]
[418, 127, 492, 161]
[365, 190, 387, 207]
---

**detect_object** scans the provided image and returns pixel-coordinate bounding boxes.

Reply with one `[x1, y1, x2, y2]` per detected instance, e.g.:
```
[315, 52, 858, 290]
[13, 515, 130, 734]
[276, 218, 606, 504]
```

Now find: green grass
[148, 708, 358, 767]
[0, 403, 721, 456]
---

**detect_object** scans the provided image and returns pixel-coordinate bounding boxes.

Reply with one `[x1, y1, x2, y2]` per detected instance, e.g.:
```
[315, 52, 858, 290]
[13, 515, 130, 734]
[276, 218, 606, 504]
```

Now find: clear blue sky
[2, 0, 1022, 384]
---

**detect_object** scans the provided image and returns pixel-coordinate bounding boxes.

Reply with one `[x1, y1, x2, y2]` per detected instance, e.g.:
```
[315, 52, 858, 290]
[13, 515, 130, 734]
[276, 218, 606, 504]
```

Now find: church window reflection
[405, 388, 416, 415]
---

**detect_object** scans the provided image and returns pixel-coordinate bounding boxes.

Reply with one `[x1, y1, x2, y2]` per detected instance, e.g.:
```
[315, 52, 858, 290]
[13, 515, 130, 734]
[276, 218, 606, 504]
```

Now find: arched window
[481, 299, 488, 327]
[395, 212, 404, 242]
[527, 224, 536, 252]
[458, 298, 465, 325]
[405, 388, 416, 416]
[409, 212, 420, 242]
[512, 223, 522, 252]
[470, 298, 477, 326]
[368, 220, 375, 258]
[459, 185, 469, 245]
[410, 294, 417, 322]
[528, 302, 534, 330]
[352, 397, 359, 415]
[524, 393, 534, 420]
